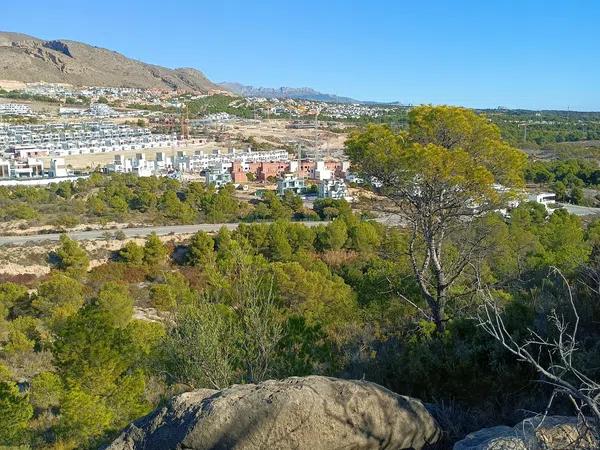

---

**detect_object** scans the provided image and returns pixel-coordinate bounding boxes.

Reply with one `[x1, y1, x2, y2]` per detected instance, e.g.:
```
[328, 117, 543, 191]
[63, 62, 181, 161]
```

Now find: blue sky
[2, 1, 599, 110]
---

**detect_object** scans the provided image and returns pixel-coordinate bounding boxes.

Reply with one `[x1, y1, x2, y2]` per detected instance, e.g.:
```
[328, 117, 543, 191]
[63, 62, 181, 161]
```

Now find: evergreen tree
[143, 232, 168, 266]
[346, 105, 526, 332]
[0, 368, 33, 445]
[32, 273, 85, 327]
[0, 282, 28, 319]
[95, 282, 134, 329]
[268, 222, 293, 261]
[188, 231, 215, 266]
[54, 234, 89, 277]
[322, 219, 348, 250]
[119, 241, 145, 266]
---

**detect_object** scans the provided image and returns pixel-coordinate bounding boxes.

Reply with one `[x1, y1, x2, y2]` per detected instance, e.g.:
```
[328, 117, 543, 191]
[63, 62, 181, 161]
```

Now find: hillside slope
[0, 31, 222, 93]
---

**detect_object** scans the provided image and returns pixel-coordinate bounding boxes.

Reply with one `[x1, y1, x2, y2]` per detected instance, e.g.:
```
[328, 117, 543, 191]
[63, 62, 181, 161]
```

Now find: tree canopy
[345, 105, 527, 331]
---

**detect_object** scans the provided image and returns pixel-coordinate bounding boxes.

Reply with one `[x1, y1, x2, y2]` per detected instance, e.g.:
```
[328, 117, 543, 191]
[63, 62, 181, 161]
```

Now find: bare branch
[476, 272, 600, 433]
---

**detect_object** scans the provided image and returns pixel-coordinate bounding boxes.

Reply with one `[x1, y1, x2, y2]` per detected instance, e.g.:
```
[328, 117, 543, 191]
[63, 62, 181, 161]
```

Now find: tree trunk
[431, 295, 446, 333]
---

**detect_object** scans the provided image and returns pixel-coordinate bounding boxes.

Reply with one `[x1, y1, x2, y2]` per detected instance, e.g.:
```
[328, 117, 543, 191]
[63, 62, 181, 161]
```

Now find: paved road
[2, 202, 597, 247]
[557, 203, 600, 217]
[0, 222, 328, 246]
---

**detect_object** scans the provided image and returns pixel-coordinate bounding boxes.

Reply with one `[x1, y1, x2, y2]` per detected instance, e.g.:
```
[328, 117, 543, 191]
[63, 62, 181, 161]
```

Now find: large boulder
[453, 415, 598, 450]
[517, 416, 598, 449]
[108, 375, 441, 450]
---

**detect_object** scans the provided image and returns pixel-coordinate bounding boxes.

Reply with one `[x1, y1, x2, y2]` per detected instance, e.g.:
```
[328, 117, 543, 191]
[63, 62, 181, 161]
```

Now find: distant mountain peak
[218, 82, 361, 103]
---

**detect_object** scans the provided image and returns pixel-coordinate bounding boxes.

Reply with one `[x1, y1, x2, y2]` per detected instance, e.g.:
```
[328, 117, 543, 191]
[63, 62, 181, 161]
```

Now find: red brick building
[230, 158, 350, 183]
[231, 160, 291, 183]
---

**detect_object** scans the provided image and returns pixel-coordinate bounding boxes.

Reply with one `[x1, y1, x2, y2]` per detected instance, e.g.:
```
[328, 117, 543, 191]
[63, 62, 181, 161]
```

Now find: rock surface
[108, 375, 441, 450]
[453, 426, 527, 450]
[453, 415, 598, 450]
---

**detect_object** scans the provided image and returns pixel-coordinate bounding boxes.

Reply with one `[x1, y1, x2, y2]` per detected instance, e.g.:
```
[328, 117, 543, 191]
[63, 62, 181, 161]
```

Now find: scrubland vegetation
[0, 174, 324, 230]
[0, 106, 599, 448]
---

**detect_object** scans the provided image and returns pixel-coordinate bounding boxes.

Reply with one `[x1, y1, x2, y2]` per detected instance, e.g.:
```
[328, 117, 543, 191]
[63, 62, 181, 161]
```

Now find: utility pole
[519, 123, 528, 143]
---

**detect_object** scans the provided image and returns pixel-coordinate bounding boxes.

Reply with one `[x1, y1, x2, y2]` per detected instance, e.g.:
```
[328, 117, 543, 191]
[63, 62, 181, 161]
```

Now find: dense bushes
[0, 174, 247, 228]
[525, 158, 600, 204]
[1, 203, 600, 447]
[0, 173, 339, 229]
[488, 110, 600, 146]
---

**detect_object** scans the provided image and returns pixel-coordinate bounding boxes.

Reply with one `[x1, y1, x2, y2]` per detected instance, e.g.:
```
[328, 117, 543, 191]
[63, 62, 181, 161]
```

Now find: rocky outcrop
[454, 416, 598, 450]
[108, 375, 441, 450]
[42, 40, 73, 58]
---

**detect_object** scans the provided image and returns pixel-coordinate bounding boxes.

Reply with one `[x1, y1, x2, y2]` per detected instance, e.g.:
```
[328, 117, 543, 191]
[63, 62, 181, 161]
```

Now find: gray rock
[516, 416, 598, 450]
[453, 426, 526, 450]
[108, 375, 441, 450]
[453, 416, 599, 450]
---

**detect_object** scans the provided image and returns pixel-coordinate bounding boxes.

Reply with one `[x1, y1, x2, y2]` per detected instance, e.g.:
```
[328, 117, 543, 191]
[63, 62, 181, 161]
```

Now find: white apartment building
[49, 158, 69, 177]
[318, 179, 351, 200]
[0, 156, 72, 180]
[0, 103, 32, 116]
[10, 158, 44, 178]
[277, 173, 305, 195]
[104, 152, 179, 177]
[206, 163, 233, 188]
[188, 148, 289, 173]
[7, 145, 50, 159]
[0, 123, 179, 156]
[528, 192, 556, 209]
[314, 160, 333, 181]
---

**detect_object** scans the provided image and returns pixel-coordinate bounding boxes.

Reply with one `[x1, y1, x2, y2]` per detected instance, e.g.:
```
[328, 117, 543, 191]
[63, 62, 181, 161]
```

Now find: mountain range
[0, 31, 368, 103]
[218, 82, 361, 103]
[0, 32, 222, 93]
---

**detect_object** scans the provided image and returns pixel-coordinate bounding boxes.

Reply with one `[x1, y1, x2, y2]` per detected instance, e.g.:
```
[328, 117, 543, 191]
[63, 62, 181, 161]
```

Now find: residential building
[187, 148, 290, 180]
[7, 145, 50, 159]
[49, 158, 69, 177]
[89, 103, 117, 117]
[277, 173, 305, 195]
[318, 179, 351, 200]
[206, 163, 232, 188]
[0, 103, 32, 116]
[528, 192, 556, 209]
[314, 160, 333, 181]
[0, 159, 10, 178]
[0, 122, 179, 156]
[11, 158, 44, 178]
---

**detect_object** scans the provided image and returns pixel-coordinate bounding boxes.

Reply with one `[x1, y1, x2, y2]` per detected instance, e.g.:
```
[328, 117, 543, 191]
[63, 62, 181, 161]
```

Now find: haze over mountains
[0, 31, 222, 93]
[218, 82, 361, 103]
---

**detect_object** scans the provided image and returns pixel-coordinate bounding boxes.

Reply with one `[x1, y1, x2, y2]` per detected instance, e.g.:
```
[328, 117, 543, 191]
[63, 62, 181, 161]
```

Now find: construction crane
[314, 107, 322, 160]
[180, 104, 190, 141]
[163, 114, 177, 136]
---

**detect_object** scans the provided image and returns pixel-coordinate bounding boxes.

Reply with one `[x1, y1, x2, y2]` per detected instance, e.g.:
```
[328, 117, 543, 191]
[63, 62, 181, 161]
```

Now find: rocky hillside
[0, 31, 222, 93]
